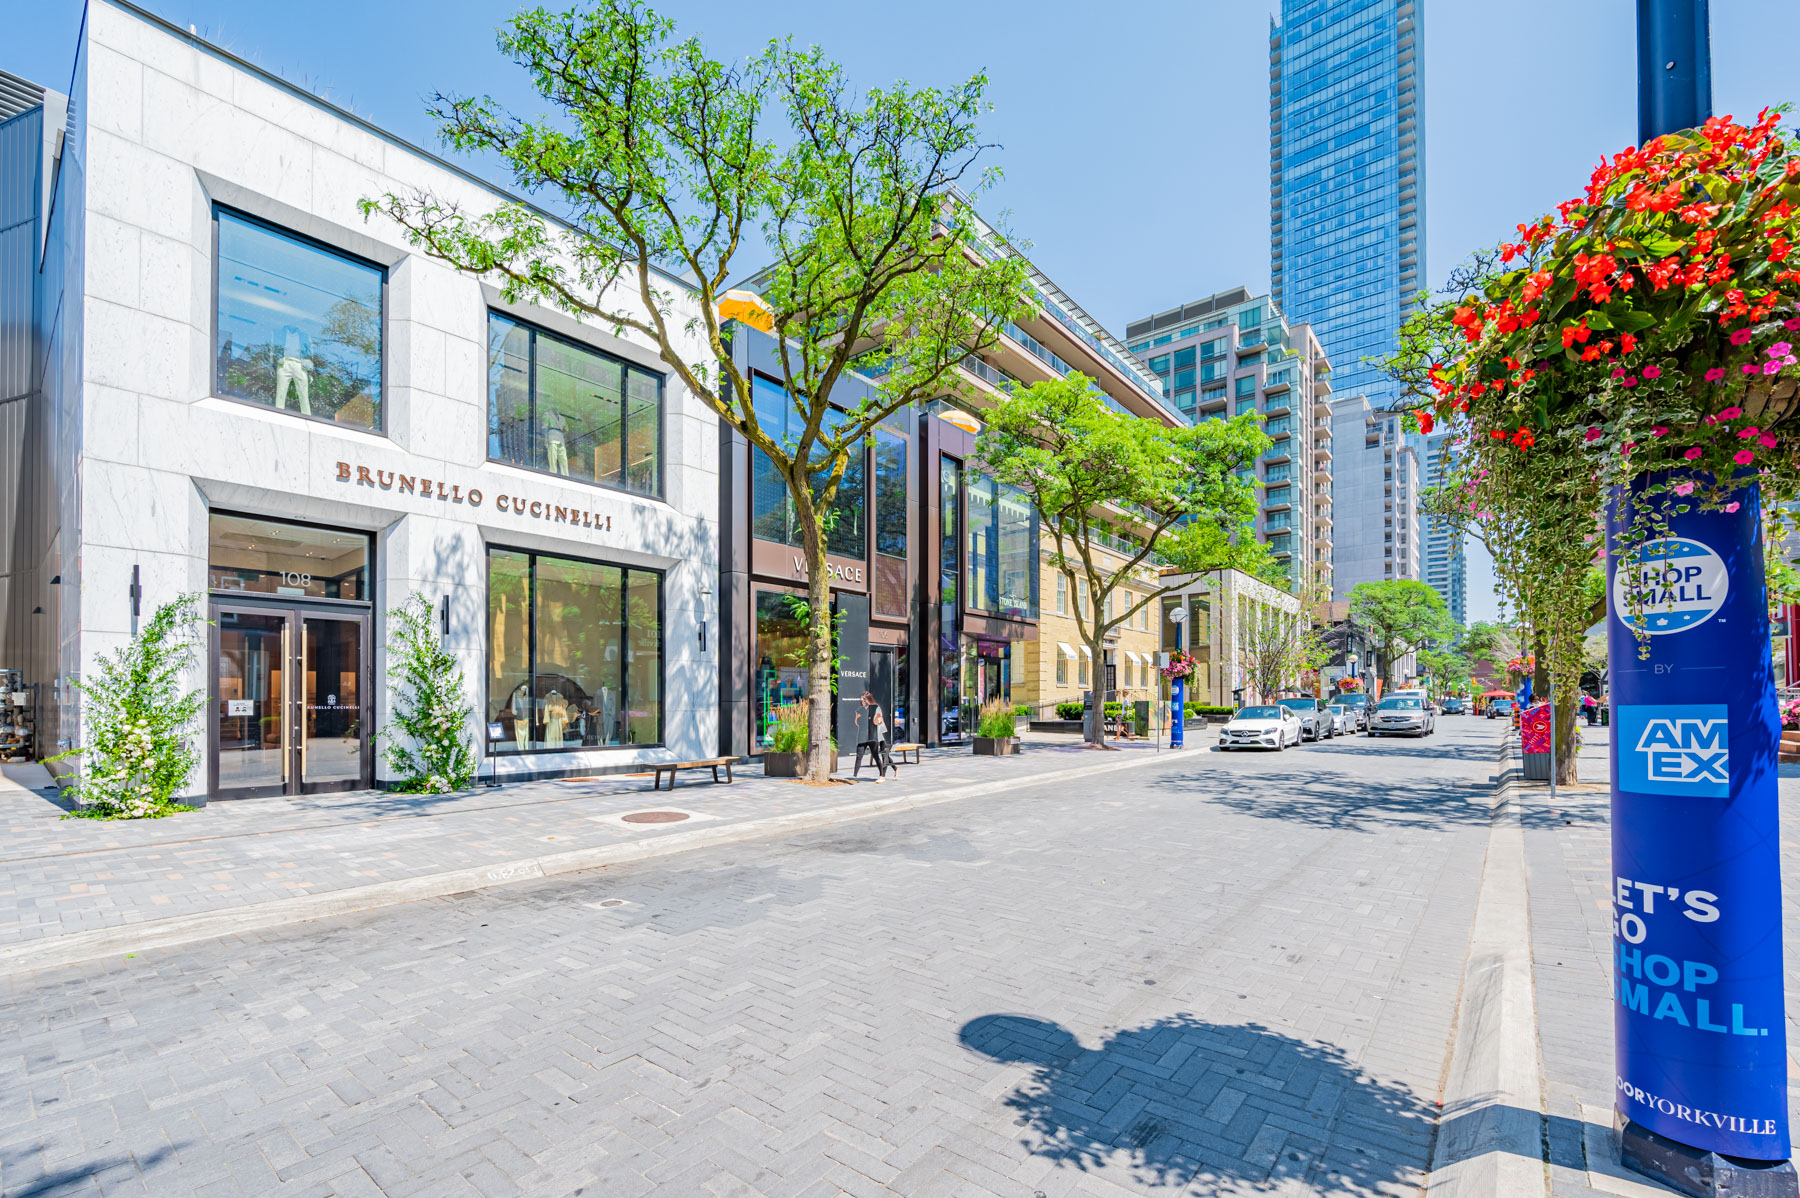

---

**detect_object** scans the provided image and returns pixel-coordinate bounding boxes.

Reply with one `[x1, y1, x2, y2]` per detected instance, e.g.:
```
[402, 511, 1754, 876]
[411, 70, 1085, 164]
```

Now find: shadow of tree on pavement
[1155, 768, 1604, 834]
[959, 1013, 1433, 1194]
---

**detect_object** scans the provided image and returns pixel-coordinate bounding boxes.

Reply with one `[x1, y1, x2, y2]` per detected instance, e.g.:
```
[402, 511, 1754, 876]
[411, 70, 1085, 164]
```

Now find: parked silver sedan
[1369, 695, 1436, 737]
[1326, 703, 1356, 734]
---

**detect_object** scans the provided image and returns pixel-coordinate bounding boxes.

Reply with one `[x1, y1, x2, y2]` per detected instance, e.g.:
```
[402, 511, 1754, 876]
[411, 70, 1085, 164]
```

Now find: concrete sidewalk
[0, 733, 1198, 977]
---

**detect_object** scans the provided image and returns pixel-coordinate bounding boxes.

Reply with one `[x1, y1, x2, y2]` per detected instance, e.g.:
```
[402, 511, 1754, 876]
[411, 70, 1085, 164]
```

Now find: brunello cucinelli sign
[333, 462, 616, 532]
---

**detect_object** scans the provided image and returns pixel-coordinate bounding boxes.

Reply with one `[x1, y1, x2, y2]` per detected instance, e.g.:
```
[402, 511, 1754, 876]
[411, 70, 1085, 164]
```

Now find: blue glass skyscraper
[1269, 0, 1423, 411]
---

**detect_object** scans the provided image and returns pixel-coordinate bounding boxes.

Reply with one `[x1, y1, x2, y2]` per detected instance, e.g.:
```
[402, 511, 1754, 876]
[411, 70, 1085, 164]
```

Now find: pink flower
[1765, 360, 1784, 375]
[1735, 449, 1756, 465]
[1673, 481, 1696, 496]
[1761, 433, 1779, 448]
[1651, 426, 1668, 437]
[1731, 328, 1754, 345]
[1706, 367, 1726, 382]
[1643, 365, 1662, 379]
[1611, 367, 1627, 378]
[1684, 447, 1704, 460]
[1787, 318, 1800, 331]
[1726, 502, 1741, 512]
[1744, 363, 1760, 374]
[1740, 426, 1762, 438]
[1772, 342, 1794, 358]
[1720, 406, 1744, 418]
[1584, 426, 1603, 441]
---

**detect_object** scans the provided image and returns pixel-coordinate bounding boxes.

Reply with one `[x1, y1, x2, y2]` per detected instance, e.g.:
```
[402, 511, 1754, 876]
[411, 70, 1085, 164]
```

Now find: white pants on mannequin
[275, 356, 312, 414]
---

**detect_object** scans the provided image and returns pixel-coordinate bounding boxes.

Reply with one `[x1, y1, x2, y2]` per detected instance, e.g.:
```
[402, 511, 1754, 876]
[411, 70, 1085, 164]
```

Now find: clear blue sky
[13, 0, 1800, 624]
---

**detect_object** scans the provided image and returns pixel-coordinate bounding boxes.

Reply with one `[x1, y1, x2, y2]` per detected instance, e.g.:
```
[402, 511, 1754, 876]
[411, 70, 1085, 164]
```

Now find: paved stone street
[1, 719, 1505, 1197]
[0, 737, 1175, 956]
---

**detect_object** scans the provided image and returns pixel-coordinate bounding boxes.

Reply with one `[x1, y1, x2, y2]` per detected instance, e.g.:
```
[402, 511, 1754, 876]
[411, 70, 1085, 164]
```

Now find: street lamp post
[1606, 4, 1798, 1193]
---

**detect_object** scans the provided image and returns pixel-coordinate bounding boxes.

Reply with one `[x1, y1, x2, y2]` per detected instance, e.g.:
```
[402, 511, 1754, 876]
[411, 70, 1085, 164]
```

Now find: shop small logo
[1618, 704, 1729, 797]
[1613, 537, 1729, 635]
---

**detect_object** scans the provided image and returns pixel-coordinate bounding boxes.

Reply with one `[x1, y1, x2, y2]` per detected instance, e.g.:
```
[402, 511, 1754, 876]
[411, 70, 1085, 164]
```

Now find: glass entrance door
[212, 603, 370, 798]
[214, 608, 290, 798]
[301, 614, 365, 790]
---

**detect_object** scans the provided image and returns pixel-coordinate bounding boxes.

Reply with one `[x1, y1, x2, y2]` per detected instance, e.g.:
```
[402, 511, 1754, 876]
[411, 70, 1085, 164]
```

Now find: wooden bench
[890, 742, 923, 765]
[650, 757, 736, 791]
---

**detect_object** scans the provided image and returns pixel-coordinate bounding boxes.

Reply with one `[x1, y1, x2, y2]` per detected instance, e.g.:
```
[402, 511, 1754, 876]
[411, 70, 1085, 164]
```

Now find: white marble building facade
[26, 0, 720, 795]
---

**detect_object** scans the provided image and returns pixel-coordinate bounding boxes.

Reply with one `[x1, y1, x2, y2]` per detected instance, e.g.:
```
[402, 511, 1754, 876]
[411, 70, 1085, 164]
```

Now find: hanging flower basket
[1160, 651, 1197, 681]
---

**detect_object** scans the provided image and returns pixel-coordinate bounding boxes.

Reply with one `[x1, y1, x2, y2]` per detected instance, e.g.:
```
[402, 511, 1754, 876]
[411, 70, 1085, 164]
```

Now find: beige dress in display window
[543, 691, 570, 749]
[511, 684, 531, 752]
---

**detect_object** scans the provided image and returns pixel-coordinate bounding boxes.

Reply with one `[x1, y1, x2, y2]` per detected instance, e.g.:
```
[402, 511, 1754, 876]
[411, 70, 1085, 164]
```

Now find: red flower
[1417, 411, 1435, 434]
[1521, 271, 1554, 302]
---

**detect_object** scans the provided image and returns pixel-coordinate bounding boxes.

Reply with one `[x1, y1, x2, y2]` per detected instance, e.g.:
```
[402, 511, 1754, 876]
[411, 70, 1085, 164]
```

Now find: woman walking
[857, 691, 892, 781]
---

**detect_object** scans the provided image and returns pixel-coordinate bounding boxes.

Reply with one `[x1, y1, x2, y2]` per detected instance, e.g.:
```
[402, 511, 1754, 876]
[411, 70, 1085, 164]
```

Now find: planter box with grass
[973, 736, 1019, 756]
[762, 751, 840, 777]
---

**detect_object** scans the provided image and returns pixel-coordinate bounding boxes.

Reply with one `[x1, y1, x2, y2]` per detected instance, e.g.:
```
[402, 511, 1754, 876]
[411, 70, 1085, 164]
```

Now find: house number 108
[282, 572, 313, 587]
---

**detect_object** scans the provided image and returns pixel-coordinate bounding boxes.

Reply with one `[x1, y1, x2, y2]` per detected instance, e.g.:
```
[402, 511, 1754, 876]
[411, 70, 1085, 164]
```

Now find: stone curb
[0, 747, 1205, 979]
[1426, 742, 1550, 1197]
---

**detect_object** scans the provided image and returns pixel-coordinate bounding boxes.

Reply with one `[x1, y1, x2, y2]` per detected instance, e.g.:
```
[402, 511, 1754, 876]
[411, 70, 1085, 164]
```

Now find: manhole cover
[620, 810, 691, 824]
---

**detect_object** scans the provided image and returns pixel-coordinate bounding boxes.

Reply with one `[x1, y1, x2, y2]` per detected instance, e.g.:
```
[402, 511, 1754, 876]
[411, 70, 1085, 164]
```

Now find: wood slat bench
[890, 743, 923, 765]
[650, 757, 736, 791]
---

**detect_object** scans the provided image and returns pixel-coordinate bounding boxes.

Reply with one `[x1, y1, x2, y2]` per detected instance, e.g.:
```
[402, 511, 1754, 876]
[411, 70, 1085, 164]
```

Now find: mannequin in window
[274, 325, 314, 415]
[543, 689, 569, 749]
[511, 683, 531, 751]
[542, 405, 569, 475]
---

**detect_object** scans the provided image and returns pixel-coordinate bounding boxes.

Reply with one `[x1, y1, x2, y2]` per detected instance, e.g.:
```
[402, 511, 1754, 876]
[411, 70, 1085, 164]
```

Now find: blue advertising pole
[1607, 6, 1796, 1191]
[1170, 606, 1186, 749]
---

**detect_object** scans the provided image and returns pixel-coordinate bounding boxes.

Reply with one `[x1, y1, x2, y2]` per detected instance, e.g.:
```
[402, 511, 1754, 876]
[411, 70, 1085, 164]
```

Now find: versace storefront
[717, 327, 1040, 758]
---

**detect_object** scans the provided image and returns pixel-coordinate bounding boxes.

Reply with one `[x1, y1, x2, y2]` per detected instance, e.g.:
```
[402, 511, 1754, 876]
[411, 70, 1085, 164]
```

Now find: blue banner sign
[1606, 479, 1789, 1159]
[1171, 676, 1185, 749]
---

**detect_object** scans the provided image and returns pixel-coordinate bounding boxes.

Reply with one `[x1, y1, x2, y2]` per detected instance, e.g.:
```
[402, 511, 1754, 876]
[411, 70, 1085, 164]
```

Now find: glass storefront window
[752, 590, 811, 748]
[486, 548, 663, 752]
[486, 313, 663, 497]
[748, 374, 866, 558]
[208, 513, 369, 601]
[964, 469, 1039, 619]
[214, 209, 384, 430]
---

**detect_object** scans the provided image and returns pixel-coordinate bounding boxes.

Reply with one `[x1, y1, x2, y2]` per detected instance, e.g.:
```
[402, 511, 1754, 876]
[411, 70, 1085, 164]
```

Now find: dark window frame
[484, 544, 667, 755]
[746, 369, 870, 560]
[486, 310, 668, 501]
[205, 508, 376, 608]
[210, 204, 390, 435]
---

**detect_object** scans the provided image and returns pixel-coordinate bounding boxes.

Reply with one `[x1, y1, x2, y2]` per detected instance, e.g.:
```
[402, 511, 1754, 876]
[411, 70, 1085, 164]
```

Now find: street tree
[1236, 587, 1328, 704]
[1347, 580, 1459, 691]
[363, 2, 1034, 783]
[974, 374, 1270, 747]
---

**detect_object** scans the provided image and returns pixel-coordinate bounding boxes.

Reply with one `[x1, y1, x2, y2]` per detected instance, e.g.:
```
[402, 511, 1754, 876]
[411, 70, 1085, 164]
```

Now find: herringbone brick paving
[1, 722, 1504, 1196]
[0, 737, 1143, 949]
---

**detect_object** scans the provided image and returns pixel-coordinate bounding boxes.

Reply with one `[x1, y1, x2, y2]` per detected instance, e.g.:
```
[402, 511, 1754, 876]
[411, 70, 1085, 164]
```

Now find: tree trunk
[1553, 697, 1580, 785]
[796, 500, 836, 785]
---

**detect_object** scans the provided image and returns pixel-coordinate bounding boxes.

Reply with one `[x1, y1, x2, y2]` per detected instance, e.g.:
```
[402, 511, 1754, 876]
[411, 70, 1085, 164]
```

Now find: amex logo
[1617, 704, 1730, 798]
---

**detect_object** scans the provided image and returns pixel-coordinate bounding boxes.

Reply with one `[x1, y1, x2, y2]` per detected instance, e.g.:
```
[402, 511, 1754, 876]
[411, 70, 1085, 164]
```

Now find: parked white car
[1217, 705, 1303, 751]
[1325, 703, 1354, 735]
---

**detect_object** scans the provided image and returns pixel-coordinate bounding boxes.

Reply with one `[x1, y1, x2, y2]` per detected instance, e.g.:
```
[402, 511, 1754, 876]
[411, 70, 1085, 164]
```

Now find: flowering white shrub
[55, 594, 207, 819]
[379, 593, 477, 793]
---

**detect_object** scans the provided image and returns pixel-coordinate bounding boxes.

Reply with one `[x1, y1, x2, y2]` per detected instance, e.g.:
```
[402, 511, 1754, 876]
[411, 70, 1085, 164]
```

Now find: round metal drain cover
[620, 810, 690, 824]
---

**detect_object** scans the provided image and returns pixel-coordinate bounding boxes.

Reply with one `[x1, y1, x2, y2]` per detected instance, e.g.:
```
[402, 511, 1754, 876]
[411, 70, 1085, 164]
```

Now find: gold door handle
[280, 623, 290, 782]
[300, 624, 309, 784]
